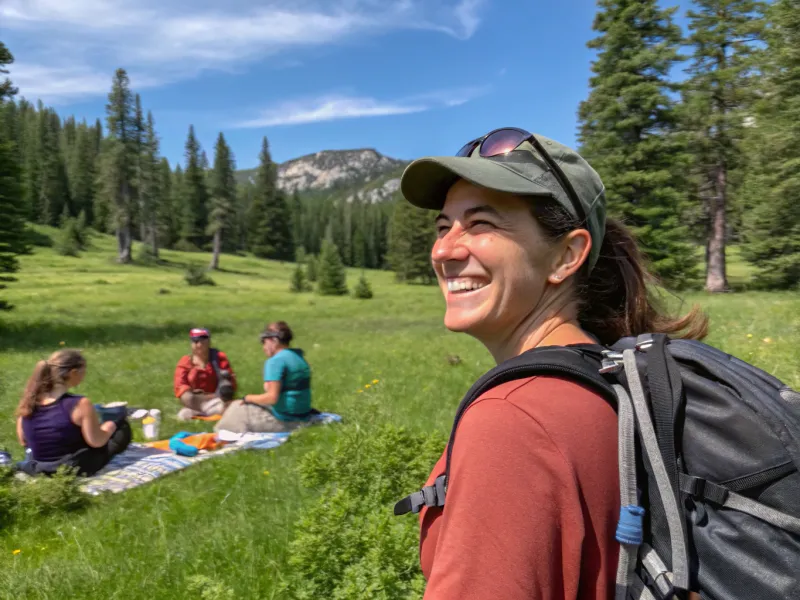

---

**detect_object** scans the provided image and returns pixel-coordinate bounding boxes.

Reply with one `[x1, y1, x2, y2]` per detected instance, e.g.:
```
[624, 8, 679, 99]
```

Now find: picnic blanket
[79, 412, 342, 496]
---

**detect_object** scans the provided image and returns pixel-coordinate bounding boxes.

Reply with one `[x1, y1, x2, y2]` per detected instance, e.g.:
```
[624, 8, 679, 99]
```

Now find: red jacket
[173, 350, 237, 398]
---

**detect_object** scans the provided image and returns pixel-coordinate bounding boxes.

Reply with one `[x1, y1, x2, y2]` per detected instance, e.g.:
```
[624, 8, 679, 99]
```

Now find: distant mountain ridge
[235, 148, 409, 200]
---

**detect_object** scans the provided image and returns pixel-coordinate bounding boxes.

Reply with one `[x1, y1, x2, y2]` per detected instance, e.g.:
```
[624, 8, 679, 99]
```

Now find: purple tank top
[22, 393, 88, 462]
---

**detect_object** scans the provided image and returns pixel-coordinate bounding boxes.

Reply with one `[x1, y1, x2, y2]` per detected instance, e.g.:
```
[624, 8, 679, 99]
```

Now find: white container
[142, 416, 159, 441]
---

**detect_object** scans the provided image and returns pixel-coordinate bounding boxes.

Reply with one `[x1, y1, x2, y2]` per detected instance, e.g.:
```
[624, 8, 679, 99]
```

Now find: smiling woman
[397, 127, 708, 600]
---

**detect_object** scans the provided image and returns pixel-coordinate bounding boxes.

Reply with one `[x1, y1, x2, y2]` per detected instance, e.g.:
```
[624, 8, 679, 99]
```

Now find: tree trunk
[117, 180, 132, 264]
[209, 230, 221, 270]
[150, 215, 159, 259]
[705, 166, 728, 292]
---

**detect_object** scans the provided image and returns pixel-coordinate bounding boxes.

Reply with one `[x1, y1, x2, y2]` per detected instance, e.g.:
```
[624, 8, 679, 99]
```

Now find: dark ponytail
[530, 201, 709, 346]
[17, 349, 87, 418]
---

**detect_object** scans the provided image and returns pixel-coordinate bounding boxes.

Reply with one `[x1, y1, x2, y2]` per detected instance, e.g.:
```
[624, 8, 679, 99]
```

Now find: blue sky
[3, 0, 694, 169]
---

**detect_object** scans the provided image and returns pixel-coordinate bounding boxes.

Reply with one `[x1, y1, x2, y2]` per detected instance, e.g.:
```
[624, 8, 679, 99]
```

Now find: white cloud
[2, 0, 488, 103]
[233, 86, 489, 128]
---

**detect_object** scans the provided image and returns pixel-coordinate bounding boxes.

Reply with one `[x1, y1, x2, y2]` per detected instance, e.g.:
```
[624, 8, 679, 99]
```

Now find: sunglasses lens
[456, 140, 478, 157]
[479, 128, 530, 157]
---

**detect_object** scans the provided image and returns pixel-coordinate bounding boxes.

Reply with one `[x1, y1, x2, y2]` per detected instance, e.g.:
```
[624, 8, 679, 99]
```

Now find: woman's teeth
[447, 279, 487, 293]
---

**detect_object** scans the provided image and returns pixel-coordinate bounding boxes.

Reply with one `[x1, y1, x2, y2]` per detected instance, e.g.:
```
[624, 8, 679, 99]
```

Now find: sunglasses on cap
[456, 127, 586, 224]
[259, 331, 280, 343]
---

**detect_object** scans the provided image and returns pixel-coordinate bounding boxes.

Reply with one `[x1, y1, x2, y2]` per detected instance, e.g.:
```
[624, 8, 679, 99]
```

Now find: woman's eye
[436, 225, 450, 235]
[469, 220, 494, 229]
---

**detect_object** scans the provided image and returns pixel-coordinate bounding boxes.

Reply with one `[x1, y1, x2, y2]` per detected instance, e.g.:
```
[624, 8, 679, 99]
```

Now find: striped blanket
[79, 412, 342, 496]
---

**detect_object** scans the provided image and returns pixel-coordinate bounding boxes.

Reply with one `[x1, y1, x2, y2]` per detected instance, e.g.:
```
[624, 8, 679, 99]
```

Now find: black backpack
[394, 334, 800, 600]
[208, 348, 234, 401]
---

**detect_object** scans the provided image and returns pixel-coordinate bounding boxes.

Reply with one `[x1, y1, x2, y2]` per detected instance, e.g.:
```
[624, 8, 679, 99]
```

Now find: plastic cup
[142, 416, 160, 441]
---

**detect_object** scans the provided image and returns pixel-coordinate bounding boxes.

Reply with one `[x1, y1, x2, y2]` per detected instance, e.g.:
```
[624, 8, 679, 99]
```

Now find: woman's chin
[443, 309, 484, 334]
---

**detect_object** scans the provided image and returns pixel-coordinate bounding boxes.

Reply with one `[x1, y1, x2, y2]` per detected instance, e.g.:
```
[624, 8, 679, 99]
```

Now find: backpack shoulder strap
[393, 344, 616, 516]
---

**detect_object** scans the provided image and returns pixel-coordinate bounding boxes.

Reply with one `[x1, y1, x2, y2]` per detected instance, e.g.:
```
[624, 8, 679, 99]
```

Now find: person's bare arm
[244, 381, 281, 406]
[73, 397, 116, 448]
[16, 417, 25, 446]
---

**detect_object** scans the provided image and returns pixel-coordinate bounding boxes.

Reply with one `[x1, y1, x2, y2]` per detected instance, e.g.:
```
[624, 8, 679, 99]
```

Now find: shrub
[136, 243, 159, 265]
[0, 465, 91, 532]
[184, 265, 216, 287]
[174, 239, 200, 253]
[55, 218, 82, 257]
[280, 424, 447, 599]
[353, 272, 374, 299]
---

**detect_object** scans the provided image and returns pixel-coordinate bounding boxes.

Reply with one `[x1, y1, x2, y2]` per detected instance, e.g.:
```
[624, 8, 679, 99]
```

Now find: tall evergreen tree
[133, 93, 146, 241]
[0, 41, 28, 310]
[249, 137, 294, 260]
[156, 157, 176, 249]
[139, 110, 160, 256]
[290, 190, 304, 252]
[69, 121, 97, 226]
[208, 132, 236, 269]
[387, 195, 436, 283]
[577, 0, 698, 289]
[317, 237, 348, 295]
[181, 125, 208, 248]
[100, 68, 136, 263]
[683, 0, 765, 292]
[38, 108, 70, 225]
[740, 0, 800, 288]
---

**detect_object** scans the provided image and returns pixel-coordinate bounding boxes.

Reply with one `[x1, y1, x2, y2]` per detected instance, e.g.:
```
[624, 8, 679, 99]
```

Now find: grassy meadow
[0, 227, 798, 599]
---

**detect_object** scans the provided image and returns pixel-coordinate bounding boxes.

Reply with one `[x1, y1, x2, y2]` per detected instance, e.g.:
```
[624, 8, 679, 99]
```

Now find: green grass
[0, 227, 798, 599]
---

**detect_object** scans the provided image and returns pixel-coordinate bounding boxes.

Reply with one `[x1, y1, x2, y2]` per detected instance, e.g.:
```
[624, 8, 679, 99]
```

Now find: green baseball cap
[400, 132, 607, 271]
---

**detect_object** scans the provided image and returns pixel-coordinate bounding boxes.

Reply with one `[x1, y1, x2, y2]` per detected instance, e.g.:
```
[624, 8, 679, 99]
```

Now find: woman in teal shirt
[215, 321, 313, 434]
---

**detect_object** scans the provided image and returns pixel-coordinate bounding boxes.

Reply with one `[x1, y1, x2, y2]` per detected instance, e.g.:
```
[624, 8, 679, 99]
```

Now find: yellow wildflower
[357, 389, 364, 393]
[365, 384, 371, 389]
[59, 341, 65, 346]
[372, 379, 379, 384]
[763, 337, 772, 344]
[746, 333, 753, 338]
[263, 471, 269, 476]
[12, 549, 20, 555]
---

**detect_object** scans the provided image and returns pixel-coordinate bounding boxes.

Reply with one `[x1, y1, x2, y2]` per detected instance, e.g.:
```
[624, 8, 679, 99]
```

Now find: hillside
[235, 148, 409, 203]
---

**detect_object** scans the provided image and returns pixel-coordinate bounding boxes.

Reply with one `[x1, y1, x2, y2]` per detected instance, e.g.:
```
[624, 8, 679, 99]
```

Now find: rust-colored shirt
[419, 374, 620, 600]
[173, 351, 236, 398]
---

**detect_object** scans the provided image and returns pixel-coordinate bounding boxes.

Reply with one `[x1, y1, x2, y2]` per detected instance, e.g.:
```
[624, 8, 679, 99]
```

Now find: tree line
[1, 0, 798, 313]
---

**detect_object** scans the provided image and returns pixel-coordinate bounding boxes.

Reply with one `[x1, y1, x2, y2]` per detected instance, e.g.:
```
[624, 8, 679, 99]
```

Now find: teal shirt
[263, 348, 312, 421]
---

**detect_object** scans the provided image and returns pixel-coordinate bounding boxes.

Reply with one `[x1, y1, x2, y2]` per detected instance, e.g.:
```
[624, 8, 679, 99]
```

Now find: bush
[174, 239, 200, 253]
[136, 243, 159, 265]
[55, 218, 82, 257]
[353, 272, 374, 299]
[184, 265, 216, 287]
[280, 424, 447, 599]
[0, 465, 91, 532]
[290, 263, 311, 293]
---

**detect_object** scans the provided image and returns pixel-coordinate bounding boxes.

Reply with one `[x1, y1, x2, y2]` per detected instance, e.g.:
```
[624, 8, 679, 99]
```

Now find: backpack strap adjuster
[393, 474, 447, 516]
[680, 474, 729, 505]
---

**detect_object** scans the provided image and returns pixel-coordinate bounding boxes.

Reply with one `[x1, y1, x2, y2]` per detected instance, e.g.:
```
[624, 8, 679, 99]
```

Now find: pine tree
[180, 126, 208, 248]
[156, 157, 176, 249]
[317, 237, 348, 295]
[307, 254, 318, 282]
[208, 132, 236, 269]
[290, 262, 309, 293]
[291, 190, 304, 252]
[69, 121, 97, 226]
[577, 0, 698, 289]
[0, 42, 28, 311]
[353, 271, 373, 299]
[101, 68, 136, 263]
[132, 94, 146, 241]
[683, 0, 765, 292]
[139, 110, 160, 257]
[740, 0, 800, 288]
[249, 137, 294, 260]
[38, 108, 70, 225]
[387, 196, 436, 283]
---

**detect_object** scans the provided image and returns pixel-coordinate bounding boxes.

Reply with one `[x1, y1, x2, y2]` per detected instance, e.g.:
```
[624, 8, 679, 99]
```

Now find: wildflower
[746, 334, 753, 338]
[12, 549, 20, 555]
[372, 379, 379, 384]
[59, 341, 65, 346]
[357, 390, 364, 393]
[763, 338, 772, 344]
[263, 471, 269, 476]
[365, 384, 371, 389]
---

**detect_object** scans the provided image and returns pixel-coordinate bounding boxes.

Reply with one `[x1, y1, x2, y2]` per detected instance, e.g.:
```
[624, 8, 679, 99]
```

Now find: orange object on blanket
[192, 414, 221, 421]
[147, 432, 225, 452]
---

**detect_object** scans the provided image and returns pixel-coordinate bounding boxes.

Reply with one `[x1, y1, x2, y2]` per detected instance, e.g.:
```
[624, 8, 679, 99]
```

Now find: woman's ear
[548, 228, 592, 284]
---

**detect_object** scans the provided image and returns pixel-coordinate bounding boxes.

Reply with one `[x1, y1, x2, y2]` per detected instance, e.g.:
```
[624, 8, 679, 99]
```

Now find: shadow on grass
[0, 321, 233, 353]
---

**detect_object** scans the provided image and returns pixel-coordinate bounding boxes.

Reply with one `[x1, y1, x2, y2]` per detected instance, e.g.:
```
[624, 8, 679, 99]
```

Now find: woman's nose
[432, 226, 470, 264]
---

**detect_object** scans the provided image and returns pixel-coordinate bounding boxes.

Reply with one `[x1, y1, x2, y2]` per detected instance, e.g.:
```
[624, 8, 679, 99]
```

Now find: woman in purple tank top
[15, 349, 131, 476]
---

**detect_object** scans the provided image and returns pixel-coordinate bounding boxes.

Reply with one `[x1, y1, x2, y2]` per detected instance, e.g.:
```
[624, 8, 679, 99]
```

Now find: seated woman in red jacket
[173, 328, 237, 421]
